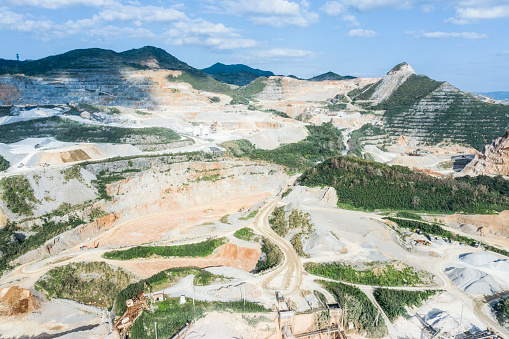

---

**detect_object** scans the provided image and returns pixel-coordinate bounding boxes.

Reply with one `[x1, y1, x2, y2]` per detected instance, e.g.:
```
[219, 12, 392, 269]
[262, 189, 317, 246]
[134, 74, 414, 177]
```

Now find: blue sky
[0, 0, 508, 91]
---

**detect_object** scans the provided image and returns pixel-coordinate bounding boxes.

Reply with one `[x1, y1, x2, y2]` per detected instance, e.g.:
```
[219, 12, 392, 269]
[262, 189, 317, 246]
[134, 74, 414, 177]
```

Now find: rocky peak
[461, 131, 509, 176]
[387, 62, 416, 76]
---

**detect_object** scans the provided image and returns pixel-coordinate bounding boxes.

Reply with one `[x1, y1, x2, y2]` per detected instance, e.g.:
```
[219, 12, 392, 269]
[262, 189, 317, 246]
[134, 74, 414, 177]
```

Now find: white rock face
[370, 63, 416, 103]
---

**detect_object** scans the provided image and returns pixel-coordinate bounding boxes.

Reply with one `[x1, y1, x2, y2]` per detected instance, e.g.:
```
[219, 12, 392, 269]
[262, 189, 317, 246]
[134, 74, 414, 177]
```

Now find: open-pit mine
[0, 47, 508, 339]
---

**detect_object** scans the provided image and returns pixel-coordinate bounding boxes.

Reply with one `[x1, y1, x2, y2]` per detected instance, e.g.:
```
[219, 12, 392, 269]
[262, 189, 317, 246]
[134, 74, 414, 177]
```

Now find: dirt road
[252, 185, 303, 296]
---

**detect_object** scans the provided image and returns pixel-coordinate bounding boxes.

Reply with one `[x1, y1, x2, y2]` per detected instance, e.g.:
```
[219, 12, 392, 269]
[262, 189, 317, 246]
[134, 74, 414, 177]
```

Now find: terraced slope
[383, 82, 509, 150]
[351, 63, 509, 151]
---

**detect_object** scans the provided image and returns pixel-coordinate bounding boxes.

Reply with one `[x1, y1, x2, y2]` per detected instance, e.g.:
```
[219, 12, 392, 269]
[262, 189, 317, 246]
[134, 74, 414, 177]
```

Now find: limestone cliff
[461, 131, 509, 176]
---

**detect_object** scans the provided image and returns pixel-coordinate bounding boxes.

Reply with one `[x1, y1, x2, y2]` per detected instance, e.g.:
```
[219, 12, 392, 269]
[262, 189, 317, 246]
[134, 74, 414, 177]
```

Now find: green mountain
[308, 71, 356, 81]
[202, 62, 274, 86]
[349, 63, 509, 151]
[0, 46, 196, 76]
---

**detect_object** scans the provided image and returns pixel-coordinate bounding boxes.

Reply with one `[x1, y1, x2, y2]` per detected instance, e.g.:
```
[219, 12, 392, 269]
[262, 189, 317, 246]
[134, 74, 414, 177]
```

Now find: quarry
[0, 47, 508, 339]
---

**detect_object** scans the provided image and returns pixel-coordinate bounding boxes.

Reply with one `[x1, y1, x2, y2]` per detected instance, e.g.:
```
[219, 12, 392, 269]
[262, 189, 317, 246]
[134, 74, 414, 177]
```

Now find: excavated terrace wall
[11, 157, 288, 265]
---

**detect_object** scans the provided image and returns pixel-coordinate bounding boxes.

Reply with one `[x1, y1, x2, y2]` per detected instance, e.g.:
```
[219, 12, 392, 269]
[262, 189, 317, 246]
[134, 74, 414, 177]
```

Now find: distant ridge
[308, 71, 356, 81]
[477, 91, 509, 101]
[0, 46, 197, 76]
[202, 63, 274, 86]
[202, 63, 273, 77]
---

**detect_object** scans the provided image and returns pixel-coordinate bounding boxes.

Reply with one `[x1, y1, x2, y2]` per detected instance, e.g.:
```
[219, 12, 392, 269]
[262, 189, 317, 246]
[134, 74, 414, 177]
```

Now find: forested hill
[350, 64, 509, 151]
[308, 72, 356, 81]
[299, 156, 509, 214]
[0, 46, 196, 76]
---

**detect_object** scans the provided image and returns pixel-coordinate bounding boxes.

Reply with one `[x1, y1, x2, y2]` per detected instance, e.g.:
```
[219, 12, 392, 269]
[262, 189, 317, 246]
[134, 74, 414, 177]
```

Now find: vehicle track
[253, 196, 303, 295]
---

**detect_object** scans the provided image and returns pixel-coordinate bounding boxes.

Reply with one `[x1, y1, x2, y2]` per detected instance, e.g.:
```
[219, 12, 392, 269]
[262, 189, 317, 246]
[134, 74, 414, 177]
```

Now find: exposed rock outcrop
[369, 63, 416, 103]
[461, 131, 509, 176]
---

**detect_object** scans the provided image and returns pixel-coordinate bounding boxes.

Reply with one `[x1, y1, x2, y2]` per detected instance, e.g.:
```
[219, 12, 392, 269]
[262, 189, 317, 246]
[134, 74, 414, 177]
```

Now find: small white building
[193, 124, 210, 137]
[153, 293, 164, 303]
[180, 295, 186, 304]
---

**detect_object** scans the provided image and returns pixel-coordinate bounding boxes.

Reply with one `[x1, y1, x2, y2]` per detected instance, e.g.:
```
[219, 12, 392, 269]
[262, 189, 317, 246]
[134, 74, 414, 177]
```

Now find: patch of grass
[61, 165, 83, 182]
[219, 214, 230, 224]
[103, 238, 227, 260]
[233, 227, 257, 241]
[395, 211, 422, 220]
[290, 232, 309, 258]
[239, 210, 258, 220]
[255, 236, 283, 272]
[374, 288, 438, 321]
[305, 261, 432, 287]
[0, 155, 10, 172]
[130, 298, 269, 339]
[35, 262, 132, 308]
[320, 280, 387, 338]
[0, 175, 39, 216]
[135, 110, 152, 116]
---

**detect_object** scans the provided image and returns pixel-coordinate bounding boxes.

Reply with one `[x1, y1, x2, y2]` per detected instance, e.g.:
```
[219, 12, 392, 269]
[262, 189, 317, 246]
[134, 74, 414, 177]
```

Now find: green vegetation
[374, 75, 443, 113]
[35, 262, 132, 308]
[114, 267, 225, 315]
[130, 298, 269, 339]
[222, 122, 344, 171]
[494, 297, 509, 326]
[374, 288, 438, 321]
[135, 110, 152, 116]
[236, 76, 268, 98]
[290, 232, 309, 258]
[299, 156, 509, 214]
[264, 109, 291, 119]
[0, 216, 84, 272]
[0, 175, 39, 216]
[0, 155, 10, 172]
[395, 211, 422, 220]
[348, 124, 387, 157]
[209, 96, 221, 103]
[255, 236, 283, 272]
[239, 210, 258, 220]
[321, 280, 387, 338]
[305, 261, 432, 286]
[103, 238, 226, 260]
[387, 217, 509, 257]
[233, 227, 257, 241]
[327, 103, 347, 111]
[92, 171, 126, 201]
[219, 214, 230, 224]
[0, 116, 180, 144]
[268, 207, 313, 238]
[61, 165, 83, 182]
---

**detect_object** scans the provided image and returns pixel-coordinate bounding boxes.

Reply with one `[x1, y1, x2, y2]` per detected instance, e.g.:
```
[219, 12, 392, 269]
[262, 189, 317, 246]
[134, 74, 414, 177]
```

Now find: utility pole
[155, 322, 157, 339]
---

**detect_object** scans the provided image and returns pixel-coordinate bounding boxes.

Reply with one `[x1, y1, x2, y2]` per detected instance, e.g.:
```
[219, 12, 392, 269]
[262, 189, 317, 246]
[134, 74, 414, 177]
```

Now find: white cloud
[165, 19, 257, 50]
[414, 31, 488, 39]
[340, 0, 413, 11]
[321, 1, 359, 25]
[219, 0, 319, 27]
[457, 5, 509, 19]
[322, 1, 345, 16]
[97, 4, 188, 25]
[445, 16, 472, 24]
[254, 48, 314, 58]
[6, 0, 115, 9]
[349, 28, 377, 37]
